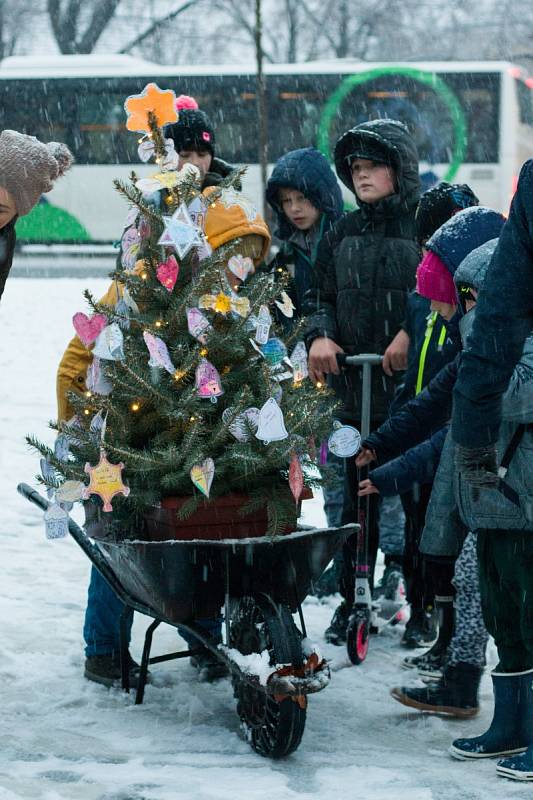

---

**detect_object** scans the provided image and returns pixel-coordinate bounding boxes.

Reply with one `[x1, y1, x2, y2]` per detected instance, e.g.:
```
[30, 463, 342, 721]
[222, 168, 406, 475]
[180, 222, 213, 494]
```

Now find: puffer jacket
[304, 120, 421, 423]
[453, 159, 533, 449]
[266, 147, 344, 316]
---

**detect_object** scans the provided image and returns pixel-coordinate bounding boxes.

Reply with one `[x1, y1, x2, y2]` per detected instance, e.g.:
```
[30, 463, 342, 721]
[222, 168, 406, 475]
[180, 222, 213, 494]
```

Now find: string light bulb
[85, 390, 93, 398]
[155, 320, 163, 328]
[141, 271, 148, 280]
[83, 408, 91, 416]
[189, 415, 196, 422]
[131, 402, 140, 412]
[316, 381, 323, 389]
[199, 347, 208, 357]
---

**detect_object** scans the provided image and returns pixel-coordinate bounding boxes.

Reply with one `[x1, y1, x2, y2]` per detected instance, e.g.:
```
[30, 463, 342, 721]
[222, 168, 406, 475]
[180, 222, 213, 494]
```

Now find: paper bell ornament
[255, 398, 289, 444]
[187, 307, 211, 343]
[92, 323, 125, 361]
[156, 255, 179, 292]
[83, 451, 130, 512]
[290, 341, 309, 383]
[255, 305, 271, 344]
[143, 331, 175, 374]
[195, 358, 224, 403]
[288, 453, 304, 502]
[73, 312, 107, 346]
[190, 458, 215, 498]
[124, 83, 178, 133]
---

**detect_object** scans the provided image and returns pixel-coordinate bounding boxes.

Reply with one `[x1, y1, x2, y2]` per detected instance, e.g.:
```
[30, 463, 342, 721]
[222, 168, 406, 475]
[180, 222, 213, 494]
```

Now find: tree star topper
[82, 451, 130, 512]
[158, 203, 204, 258]
[124, 83, 178, 133]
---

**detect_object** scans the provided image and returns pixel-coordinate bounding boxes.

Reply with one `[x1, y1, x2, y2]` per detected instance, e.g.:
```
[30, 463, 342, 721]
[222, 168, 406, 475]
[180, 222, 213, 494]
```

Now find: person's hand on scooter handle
[382, 328, 410, 376]
[355, 446, 377, 468]
[308, 337, 344, 385]
[358, 478, 379, 496]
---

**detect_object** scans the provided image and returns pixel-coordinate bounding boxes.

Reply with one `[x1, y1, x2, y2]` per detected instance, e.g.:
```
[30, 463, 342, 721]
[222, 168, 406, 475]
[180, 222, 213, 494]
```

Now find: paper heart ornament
[289, 453, 304, 502]
[190, 458, 215, 498]
[228, 254, 255, 282]
[73, 312, 108, 346]
[255, 398, 289, 443]
[222, 407, 260, 442]
[143, 331, 175, 374]
[156, 255, 179, 292]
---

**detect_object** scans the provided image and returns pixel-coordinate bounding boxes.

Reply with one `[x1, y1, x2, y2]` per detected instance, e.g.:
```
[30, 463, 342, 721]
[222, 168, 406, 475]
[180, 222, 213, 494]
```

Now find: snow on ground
[1, 277, 530, 800]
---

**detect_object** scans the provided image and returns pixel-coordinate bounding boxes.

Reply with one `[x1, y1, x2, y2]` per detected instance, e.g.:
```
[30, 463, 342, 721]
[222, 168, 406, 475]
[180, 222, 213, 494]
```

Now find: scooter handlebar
[336, 353, 383, 368]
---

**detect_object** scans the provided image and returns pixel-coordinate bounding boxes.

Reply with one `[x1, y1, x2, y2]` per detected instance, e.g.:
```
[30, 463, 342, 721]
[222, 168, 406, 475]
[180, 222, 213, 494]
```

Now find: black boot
[324, 601, 350, 645]
[391, 662, 482, 719]
[190, 645, 228, 683]
[84, 651, 148, 688]
[401, 606, 438, 649]
[402, 597, 454, 678]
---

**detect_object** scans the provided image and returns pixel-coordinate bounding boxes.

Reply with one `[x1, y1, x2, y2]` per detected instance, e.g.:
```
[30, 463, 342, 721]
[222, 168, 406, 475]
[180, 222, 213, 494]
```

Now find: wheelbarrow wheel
[346, 607, 370, 665]
[230, 595, 306, 758]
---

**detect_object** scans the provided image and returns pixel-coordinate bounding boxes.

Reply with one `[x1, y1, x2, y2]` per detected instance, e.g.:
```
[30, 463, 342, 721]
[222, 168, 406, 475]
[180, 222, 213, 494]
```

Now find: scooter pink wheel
[347, 617, 370, 665]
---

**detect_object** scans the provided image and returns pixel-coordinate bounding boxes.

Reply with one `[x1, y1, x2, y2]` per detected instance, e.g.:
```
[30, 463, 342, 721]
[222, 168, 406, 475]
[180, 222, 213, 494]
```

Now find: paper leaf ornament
[261, 337, 287, 366]
[275, 291, 296, 318]
[187, 307, 211, 344]
[87, 357, 113, 396]
[83, 451, 130, 513]
[255, 305, 272, 345]
[143, 331, 175, 374]
[124, 83, 178, 133]
[73, 312, 107, 346]
[56, 480, 85, 504]
[114, 298, 131, 331]
[120, 226, 142, 270]
[93, 323, 125, 361]
[54, 433, 70, 463]
[89, 410, 107, 440]
[255, 398, 289, 443]
[222, 407, 260, 442]
[228, 254, 254, 282]
[156, 255, 179, 292]
[44, 503, 69, 540]
[125, 206, 138, 227]
[289, 454, 304, 502]
[328, 422, 362, 458]
[195, 359, 224, 402]
[190, 458, 215, 498]
[290, 341, 309, 383]
[158, 204, 203, 258]
[122, 287, 139, 315]
[40, 456, 56, 499]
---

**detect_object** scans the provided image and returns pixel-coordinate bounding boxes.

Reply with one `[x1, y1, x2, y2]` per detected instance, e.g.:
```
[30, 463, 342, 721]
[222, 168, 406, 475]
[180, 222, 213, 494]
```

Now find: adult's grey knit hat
[0, 130, 74, 216]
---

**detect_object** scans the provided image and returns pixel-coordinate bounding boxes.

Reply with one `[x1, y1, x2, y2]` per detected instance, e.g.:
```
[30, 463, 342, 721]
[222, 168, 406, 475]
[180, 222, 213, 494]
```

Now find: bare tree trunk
[285, 0, 298, 62]
[255, 0, 268, 219]
[47, 0, 121, 54]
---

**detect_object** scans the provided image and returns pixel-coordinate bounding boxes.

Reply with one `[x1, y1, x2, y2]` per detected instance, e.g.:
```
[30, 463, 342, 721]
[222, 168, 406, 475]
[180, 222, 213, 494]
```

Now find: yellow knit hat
[203, 186, 271, 264]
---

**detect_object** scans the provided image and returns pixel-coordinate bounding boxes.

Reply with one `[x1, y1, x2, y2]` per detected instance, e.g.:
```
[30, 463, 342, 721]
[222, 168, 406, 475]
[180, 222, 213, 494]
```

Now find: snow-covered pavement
[1, 277, 530, 800]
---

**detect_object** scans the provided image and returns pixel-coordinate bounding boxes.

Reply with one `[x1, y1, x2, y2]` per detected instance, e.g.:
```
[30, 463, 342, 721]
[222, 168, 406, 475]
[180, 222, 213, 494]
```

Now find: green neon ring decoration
[317, 66, 468, 183]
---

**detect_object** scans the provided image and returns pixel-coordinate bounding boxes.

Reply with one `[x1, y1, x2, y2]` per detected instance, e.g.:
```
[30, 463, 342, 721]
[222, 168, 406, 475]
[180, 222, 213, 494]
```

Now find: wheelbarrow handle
[16, 482, 135, 608]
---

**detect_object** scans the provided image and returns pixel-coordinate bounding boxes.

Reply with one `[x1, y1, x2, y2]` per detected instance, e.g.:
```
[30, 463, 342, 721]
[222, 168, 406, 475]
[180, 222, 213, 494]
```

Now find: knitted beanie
[415, 182, 479, 245]
[164, 96, 216, 158]
[416, 250, 457, 305]
[0, 130, 74, 217]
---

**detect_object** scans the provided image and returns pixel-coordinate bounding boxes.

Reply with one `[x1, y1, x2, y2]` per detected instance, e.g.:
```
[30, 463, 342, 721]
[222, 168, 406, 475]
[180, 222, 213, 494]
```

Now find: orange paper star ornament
[83, 451, 130, 512]
[124, 83, 178, 133]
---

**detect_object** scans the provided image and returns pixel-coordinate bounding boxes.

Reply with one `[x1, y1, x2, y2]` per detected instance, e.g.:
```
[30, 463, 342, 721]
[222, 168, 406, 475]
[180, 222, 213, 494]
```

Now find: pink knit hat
[416, 250, 457, 304]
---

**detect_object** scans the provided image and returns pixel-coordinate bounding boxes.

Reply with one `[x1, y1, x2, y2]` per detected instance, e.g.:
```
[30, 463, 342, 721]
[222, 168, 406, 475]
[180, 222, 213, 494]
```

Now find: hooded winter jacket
[266, 148, 344, 316]
[303, 120, 421, 422]
[452, 159, 533, 449]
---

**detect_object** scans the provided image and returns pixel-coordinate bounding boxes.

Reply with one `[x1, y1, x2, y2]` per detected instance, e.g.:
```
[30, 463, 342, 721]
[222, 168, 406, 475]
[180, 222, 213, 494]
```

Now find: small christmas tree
[29, 84, 339, 536]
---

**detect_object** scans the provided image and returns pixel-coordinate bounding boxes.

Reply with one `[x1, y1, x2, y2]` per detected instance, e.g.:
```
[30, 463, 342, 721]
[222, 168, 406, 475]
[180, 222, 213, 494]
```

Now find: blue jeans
[83, 567, 222, 657]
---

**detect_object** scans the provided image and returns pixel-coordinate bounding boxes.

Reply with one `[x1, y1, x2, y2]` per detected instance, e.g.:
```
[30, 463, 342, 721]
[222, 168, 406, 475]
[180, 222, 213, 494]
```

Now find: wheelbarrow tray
[95, 525, 354, 625]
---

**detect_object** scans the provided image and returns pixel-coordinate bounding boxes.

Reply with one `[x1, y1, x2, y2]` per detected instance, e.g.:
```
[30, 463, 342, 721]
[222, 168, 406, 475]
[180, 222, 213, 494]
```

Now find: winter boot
[402, 598, 454, 679]
[373, 560, 405, 602]
[190, 645, 228, 683]
[391, 662, 482, 718]
[401, 606, 438, 649]
[312, 564, 340, 598]
[84, 651, 148, 688]
[450, 670, 529, 760]
[496, 669, 533, 779]
[324, 600, 350, 645]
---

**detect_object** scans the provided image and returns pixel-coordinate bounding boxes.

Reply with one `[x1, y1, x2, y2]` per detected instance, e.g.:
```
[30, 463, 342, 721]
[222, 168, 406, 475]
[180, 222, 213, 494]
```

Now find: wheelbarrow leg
[120, 606, 133, 693]
[135, 619, 160, 705]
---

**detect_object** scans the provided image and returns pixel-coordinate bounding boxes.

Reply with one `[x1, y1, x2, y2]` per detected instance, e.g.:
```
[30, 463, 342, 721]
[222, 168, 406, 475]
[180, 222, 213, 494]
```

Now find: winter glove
[454, 444, 499, 488]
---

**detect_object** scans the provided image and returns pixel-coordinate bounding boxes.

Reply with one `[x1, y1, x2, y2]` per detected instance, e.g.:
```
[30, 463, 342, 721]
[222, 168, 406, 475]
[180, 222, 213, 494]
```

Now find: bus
[1, 54, 532, 244]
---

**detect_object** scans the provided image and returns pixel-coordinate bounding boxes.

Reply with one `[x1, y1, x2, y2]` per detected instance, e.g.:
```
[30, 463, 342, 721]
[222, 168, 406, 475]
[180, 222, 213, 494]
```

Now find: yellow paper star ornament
[124, 83, 178, 133]
[82, 451, 130, 512]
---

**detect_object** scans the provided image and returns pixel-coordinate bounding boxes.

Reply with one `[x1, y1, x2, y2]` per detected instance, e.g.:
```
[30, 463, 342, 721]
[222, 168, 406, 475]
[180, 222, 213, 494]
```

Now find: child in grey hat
[0, 129, 73, 301]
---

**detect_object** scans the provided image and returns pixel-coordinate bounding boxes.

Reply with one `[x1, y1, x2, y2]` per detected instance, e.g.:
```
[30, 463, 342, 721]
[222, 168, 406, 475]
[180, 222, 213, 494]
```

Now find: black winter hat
[164, 99, 216, 157]
[415, 182, 479, 245]
[334, 120, 411, 193]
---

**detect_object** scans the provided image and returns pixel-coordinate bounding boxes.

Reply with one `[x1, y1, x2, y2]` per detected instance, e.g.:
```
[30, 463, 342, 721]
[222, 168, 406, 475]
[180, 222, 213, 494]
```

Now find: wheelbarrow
[17, 482, 356, 758]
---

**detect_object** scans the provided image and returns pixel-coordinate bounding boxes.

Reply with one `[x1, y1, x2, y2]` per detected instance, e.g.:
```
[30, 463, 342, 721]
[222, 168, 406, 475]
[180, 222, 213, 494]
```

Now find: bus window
[515, 79, 533, 125]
